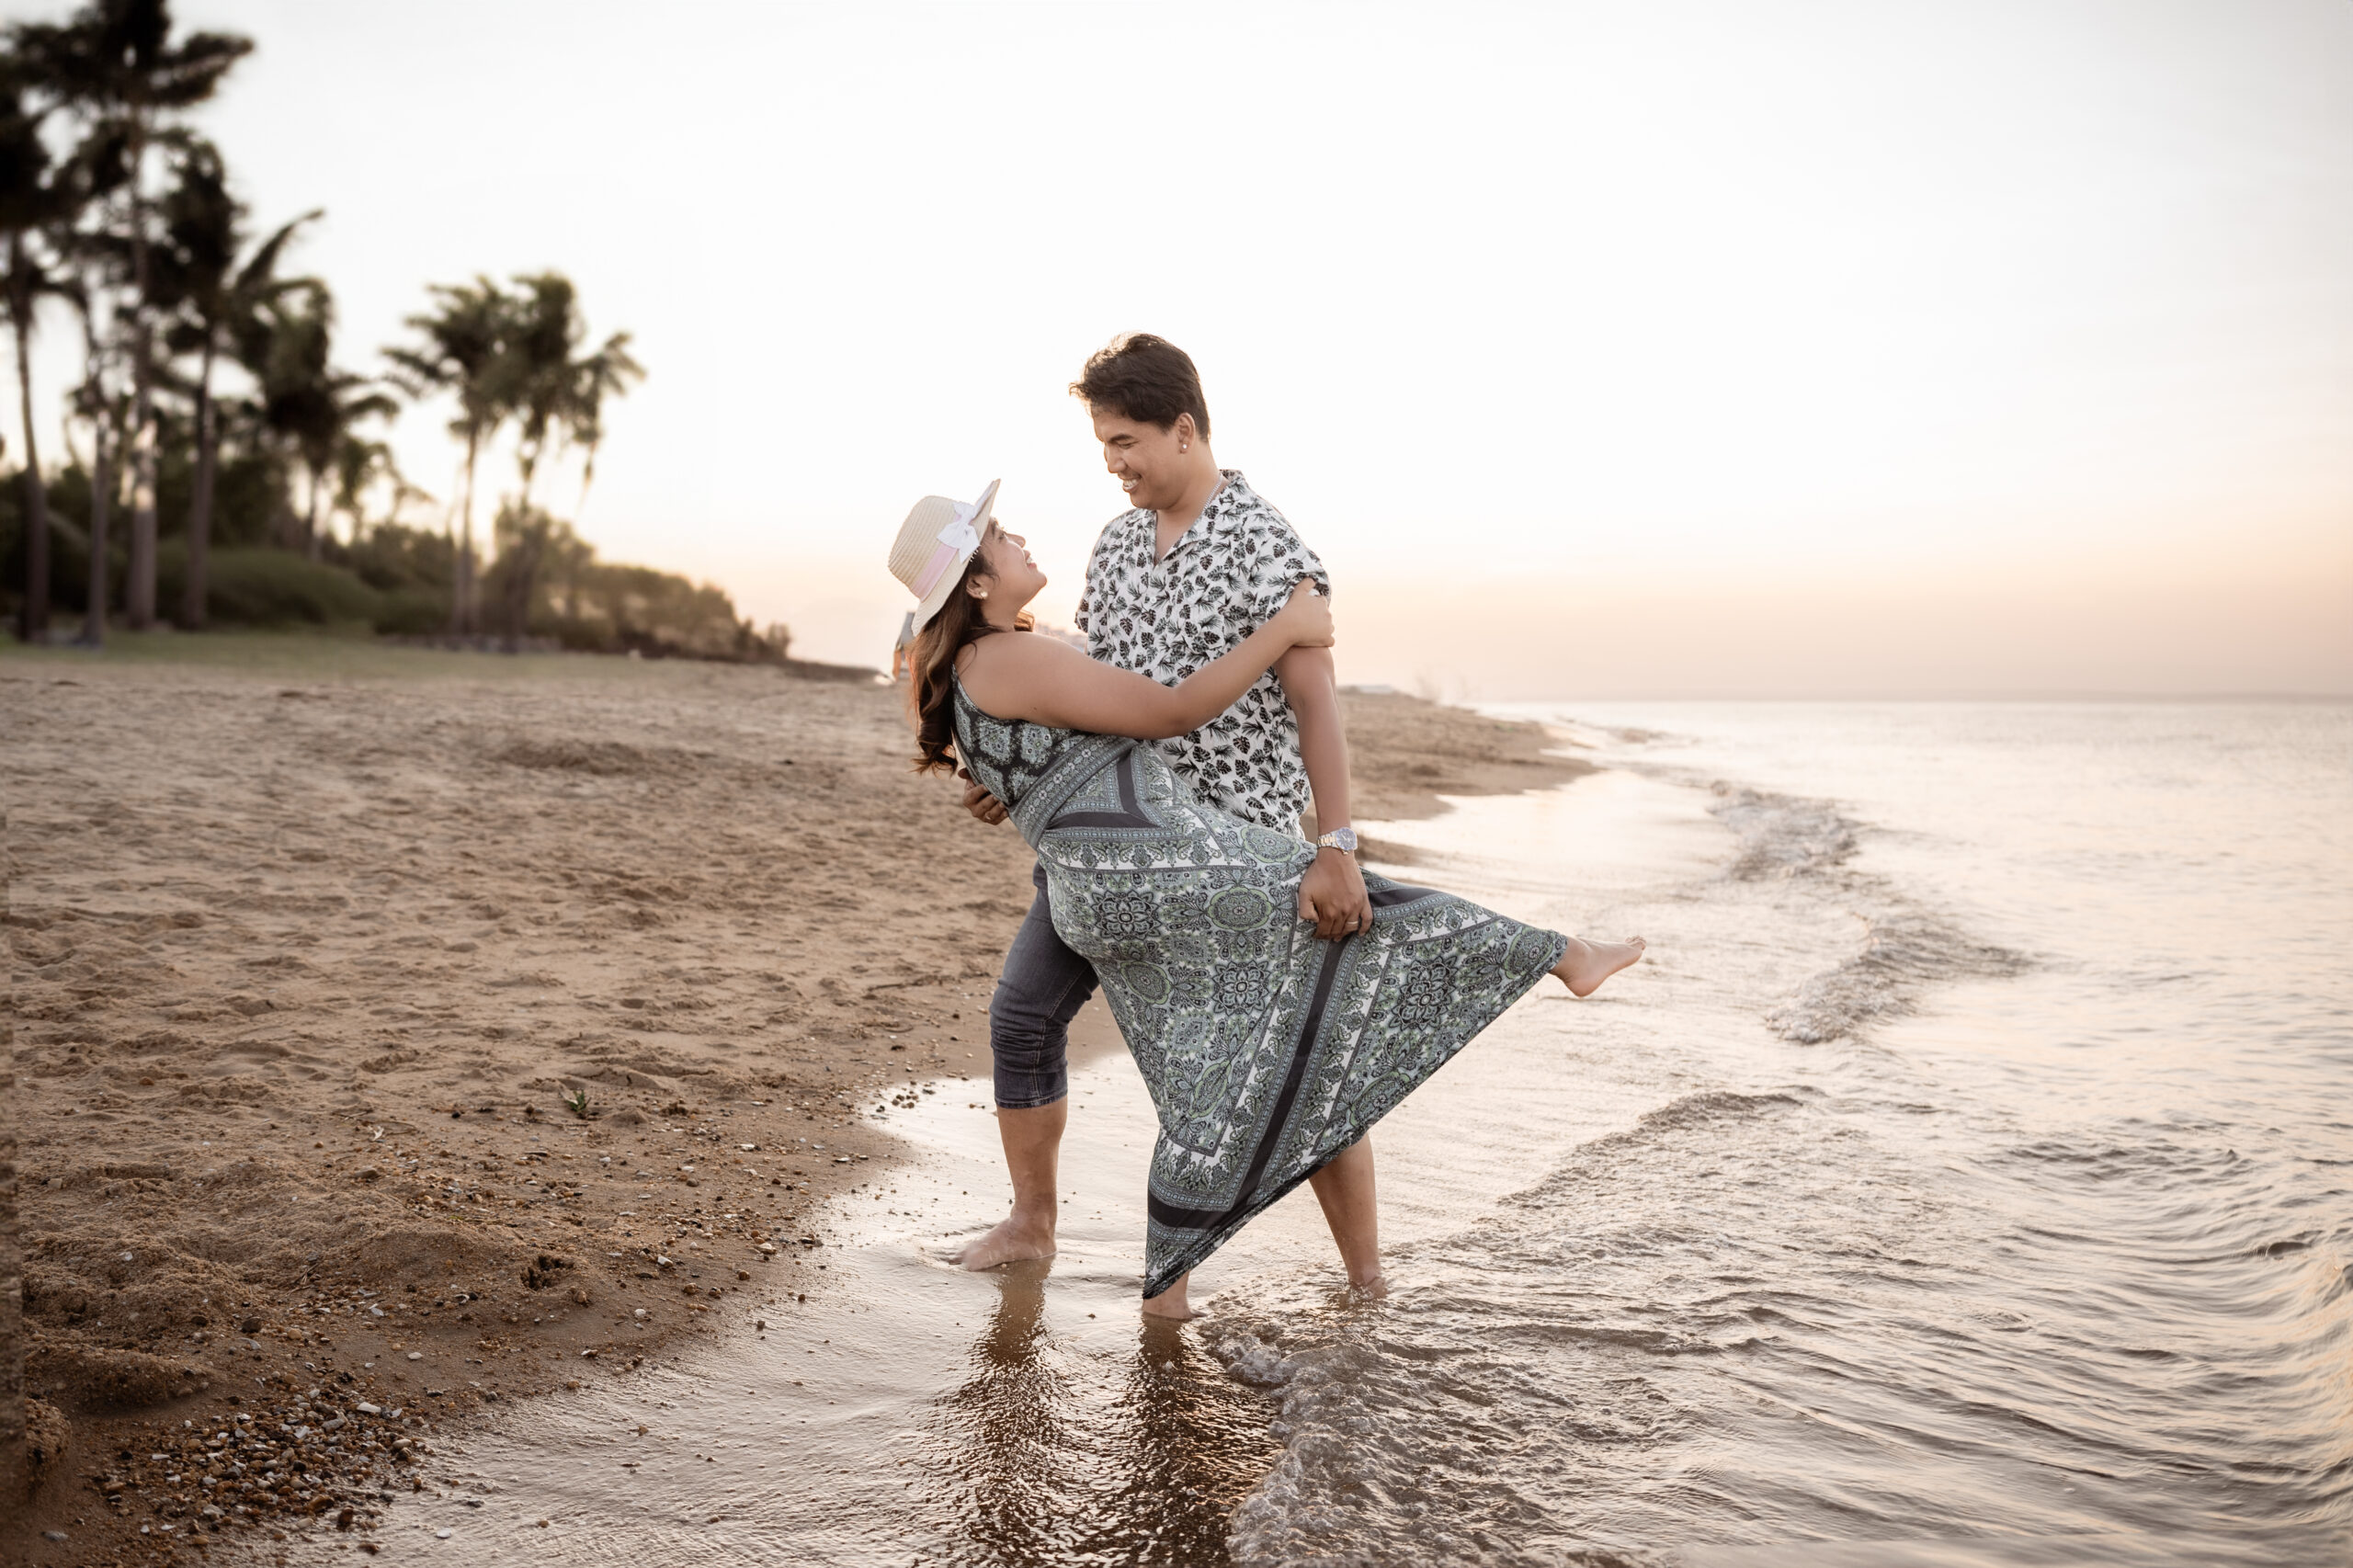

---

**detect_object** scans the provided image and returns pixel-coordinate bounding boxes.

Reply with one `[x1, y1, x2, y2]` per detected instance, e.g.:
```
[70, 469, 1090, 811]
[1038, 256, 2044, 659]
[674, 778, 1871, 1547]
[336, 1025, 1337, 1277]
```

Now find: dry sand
[0, 638, 1586, 1562]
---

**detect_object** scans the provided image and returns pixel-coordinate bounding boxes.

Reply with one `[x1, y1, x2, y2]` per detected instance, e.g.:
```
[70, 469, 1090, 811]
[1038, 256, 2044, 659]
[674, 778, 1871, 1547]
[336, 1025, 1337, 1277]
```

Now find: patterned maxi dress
[954, 677, 1571, 1298]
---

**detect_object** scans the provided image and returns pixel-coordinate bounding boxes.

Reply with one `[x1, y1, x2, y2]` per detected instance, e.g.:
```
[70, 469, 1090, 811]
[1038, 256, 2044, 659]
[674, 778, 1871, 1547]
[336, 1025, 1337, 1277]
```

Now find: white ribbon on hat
[937, 499, 982, 553]
[908, 499, 985, 600]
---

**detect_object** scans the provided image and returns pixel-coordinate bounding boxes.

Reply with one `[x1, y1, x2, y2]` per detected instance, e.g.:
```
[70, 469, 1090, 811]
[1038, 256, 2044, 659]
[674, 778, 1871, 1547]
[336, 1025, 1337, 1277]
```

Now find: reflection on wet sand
[922, 1260, 1279, 1567]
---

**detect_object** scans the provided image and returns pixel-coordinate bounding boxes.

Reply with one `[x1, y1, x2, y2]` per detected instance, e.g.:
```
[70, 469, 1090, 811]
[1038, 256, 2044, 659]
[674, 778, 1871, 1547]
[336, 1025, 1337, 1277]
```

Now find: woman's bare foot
[1553, 935, 1646, 997]
[1141, 1272, 1195, 1320]
[949, 1211, 1056, 1271]
[1347, 1271, 1390, 1302]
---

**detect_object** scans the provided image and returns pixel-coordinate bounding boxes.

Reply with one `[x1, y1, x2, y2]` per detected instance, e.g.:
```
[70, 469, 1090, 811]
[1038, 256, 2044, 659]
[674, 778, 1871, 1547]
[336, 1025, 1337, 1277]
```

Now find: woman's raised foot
[1554, 935, 1645, 998]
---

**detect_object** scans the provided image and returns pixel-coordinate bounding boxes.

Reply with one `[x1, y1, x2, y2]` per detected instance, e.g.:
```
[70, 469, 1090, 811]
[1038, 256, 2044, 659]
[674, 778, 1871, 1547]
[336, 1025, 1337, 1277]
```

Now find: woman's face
[969, 517, 1045, 612]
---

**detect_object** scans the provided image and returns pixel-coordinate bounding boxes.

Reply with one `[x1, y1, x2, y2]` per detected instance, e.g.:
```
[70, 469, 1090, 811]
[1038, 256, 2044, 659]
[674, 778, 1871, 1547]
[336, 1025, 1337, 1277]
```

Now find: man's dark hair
[1071, 334, 1211, 440]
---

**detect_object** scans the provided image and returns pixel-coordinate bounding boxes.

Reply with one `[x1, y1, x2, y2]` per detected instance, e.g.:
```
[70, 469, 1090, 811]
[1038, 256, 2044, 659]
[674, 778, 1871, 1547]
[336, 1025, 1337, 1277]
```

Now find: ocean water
[340, 702, 2353, 1566]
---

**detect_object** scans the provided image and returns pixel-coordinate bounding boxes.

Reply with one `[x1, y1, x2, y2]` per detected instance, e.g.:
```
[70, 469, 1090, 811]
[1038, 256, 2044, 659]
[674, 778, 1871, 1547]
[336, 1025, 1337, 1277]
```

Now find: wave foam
[1699, 779, 2027, 1042]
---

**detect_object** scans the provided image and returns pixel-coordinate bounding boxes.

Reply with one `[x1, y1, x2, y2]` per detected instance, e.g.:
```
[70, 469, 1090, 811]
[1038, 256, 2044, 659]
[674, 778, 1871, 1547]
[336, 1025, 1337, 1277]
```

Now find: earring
[972, 590, 989, 600]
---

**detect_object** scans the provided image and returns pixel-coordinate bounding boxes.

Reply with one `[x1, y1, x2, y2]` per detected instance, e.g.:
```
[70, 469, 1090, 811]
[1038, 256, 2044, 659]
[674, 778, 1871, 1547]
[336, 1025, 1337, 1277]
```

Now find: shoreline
[2, 638, 1586, 1564]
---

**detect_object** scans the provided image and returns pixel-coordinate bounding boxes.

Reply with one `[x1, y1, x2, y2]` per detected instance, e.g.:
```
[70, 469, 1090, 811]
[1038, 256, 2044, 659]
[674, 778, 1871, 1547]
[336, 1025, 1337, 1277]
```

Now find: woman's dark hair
[909, 545, 1030, 775]
[1070, 333, 1211, 439]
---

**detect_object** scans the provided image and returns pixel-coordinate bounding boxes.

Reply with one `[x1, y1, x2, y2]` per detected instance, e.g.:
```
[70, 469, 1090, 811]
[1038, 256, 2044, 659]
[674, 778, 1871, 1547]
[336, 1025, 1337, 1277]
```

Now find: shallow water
[326, 702, 2352, 1565]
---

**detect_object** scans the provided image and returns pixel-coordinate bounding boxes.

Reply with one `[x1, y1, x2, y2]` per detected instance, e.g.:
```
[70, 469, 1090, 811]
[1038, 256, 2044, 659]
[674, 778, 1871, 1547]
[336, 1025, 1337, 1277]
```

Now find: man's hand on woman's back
[960, 769, 1011, 825]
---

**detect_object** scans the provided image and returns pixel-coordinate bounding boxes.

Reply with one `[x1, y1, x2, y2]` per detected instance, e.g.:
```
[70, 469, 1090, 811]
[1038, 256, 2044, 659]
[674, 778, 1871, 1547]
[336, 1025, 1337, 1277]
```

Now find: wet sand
[297, 761, 1696, 1568]
[0, 636, 1584, 1564]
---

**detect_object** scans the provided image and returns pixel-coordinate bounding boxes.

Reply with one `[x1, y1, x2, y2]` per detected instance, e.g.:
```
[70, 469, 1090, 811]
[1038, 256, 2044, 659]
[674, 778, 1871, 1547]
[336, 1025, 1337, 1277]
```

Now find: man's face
[1092, 408, 1191, 512]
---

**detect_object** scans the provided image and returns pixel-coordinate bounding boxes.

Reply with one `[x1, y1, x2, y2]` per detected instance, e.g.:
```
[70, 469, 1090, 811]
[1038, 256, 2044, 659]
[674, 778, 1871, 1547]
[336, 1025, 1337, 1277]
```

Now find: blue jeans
[989, 858, 1099, 1108]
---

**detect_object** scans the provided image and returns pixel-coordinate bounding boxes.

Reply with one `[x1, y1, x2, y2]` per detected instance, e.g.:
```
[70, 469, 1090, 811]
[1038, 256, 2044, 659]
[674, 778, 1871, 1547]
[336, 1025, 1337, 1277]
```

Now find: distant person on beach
[890, 610, 917, 682]
[891, 336, 1642, 1313]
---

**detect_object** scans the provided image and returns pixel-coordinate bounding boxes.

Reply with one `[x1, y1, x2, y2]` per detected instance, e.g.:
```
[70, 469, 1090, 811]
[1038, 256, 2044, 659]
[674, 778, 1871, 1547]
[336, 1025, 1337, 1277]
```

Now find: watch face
[1324, 827, 1358, 853]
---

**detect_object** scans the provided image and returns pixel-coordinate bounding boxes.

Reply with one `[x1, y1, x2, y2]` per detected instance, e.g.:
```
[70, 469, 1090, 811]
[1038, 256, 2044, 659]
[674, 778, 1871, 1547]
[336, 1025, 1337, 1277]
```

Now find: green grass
[3, 626, 677, 685]
[3, 626, 888, 691]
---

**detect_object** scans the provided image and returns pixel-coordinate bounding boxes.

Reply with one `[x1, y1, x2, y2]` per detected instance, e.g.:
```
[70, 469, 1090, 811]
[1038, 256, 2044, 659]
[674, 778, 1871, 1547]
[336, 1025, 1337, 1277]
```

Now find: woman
[892, 489, 1643, 1317]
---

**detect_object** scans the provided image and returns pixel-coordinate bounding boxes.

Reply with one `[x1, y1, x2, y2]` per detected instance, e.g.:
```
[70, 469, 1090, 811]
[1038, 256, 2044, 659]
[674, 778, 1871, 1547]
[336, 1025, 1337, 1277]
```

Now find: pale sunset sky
[17, 0, 2353, 695]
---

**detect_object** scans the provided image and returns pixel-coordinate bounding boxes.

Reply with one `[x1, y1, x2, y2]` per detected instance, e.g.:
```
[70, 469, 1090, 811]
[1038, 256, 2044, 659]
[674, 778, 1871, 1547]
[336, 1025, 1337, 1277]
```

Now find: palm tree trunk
[11, 266, 50, 643]
[454, 424, 480, 635]
[181, 340, 217, 630]
[80, 405, 110, 647]
[124, 115, 158, 631]
[304, 465, 324, 562]
[270, 449, 296, 550]
[125, 397, 155, 626]
[501, 527, 543, 654]
[575, 442, 601, 524]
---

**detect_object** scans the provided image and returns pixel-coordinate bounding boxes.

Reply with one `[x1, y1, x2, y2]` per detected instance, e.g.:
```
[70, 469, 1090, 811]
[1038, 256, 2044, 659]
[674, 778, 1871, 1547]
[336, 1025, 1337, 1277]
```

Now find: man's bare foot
[950, 1212, 1056, 1271]
[1141, 1272, 1194, 1320]
[1554, 935, 1646, 997]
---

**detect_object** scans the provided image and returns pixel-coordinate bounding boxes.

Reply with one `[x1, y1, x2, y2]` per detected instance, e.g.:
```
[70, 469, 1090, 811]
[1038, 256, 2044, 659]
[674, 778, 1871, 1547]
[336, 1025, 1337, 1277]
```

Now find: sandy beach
[0, 637, 1586, 1563]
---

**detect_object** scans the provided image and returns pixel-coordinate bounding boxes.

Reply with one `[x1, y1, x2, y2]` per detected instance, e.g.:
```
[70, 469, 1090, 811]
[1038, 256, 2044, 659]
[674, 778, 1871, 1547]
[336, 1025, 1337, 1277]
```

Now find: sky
[12, 0, 2351, 695]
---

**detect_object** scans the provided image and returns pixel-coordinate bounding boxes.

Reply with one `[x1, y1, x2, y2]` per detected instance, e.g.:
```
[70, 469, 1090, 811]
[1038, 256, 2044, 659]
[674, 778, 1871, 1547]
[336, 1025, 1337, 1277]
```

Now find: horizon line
[1375, 688, 2353, 706]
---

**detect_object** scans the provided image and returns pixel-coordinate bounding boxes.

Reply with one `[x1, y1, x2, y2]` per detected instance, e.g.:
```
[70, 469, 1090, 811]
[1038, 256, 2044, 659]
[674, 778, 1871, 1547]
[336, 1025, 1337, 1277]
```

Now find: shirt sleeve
[1074, 523, 1122, 637]
[1074, 540, 1102, 635]
[1244, 517, 1332, 629]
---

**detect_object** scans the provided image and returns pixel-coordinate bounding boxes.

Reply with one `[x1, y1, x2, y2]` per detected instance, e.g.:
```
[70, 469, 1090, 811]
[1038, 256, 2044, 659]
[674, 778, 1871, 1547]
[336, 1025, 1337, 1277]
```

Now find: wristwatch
[1315, 827, 1358, 855]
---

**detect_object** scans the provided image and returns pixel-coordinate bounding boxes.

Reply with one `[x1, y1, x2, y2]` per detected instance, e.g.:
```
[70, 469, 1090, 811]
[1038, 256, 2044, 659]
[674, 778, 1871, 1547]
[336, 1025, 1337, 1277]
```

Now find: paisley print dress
[953, 676, 1570, 1298]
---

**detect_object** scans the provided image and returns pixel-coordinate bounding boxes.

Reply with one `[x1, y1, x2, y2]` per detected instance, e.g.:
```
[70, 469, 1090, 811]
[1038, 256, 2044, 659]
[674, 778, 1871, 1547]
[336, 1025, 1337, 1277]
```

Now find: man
[953, 335, 1384, 1301]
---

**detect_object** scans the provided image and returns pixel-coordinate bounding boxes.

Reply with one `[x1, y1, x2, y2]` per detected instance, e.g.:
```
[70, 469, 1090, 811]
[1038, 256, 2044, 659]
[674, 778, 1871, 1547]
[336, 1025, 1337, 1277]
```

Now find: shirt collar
[1149, 470, 1247, 564]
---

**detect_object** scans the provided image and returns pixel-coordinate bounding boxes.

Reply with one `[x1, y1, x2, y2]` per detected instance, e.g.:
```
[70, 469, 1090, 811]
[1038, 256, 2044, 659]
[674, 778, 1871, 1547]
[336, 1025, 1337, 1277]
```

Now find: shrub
[370, 585, 448, 636]
[157, 543, 385, 627]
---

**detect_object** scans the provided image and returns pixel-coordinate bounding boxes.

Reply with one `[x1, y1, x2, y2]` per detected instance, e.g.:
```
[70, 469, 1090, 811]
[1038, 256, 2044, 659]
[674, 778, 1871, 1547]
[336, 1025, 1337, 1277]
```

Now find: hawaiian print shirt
[1073, 470, 1330, 834]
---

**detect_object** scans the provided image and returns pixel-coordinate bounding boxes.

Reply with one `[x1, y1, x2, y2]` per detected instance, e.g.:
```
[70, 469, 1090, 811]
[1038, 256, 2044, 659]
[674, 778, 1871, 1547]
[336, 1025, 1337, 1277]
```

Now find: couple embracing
[885, 335, 1642, 1318]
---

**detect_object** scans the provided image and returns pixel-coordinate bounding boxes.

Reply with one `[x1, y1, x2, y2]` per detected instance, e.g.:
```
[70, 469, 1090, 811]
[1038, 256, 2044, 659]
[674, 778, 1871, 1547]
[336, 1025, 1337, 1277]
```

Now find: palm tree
[0, 60, 71, 642]
[490, 499, 557, 651]
[564, 329, 642, 520]
[309, 383, 398, 550]
[236, 279, 319, 551]
[301, 379, 396, 561]
[482, 274, 644, 648]
[244, 281, 393, 562]
[13, 0, 247, 629]
[327, 432, 392, 540]
[151, 130, 313, 626]
[547, 522, 597, 623]
[386, 278, 509, 634]
[500, 271, 576, 514]
[62, 266, 118, 644]
[497, 272, 644, 518]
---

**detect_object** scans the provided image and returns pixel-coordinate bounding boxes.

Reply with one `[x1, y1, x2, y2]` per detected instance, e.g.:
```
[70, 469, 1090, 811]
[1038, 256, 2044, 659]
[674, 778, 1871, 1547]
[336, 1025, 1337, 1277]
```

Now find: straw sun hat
[888, 479, 1001, 631]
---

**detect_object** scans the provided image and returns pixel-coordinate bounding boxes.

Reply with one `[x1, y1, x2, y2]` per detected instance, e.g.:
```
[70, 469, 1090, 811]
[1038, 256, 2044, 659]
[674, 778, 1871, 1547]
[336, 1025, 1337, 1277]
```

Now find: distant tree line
[1, 0, 788, 662]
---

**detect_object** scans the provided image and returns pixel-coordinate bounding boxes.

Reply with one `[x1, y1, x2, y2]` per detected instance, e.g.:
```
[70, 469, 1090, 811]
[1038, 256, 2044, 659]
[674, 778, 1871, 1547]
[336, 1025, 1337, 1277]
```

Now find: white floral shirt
[1074, 471, 1330, 833]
